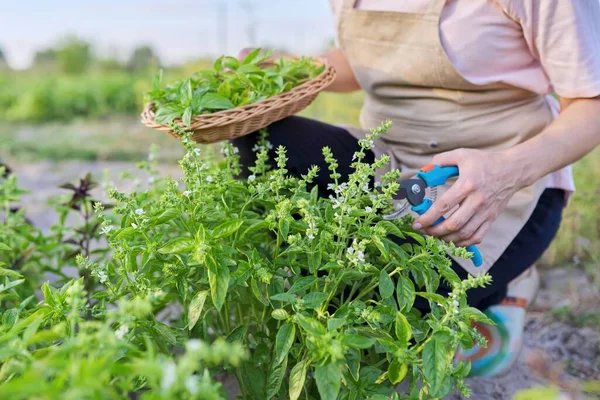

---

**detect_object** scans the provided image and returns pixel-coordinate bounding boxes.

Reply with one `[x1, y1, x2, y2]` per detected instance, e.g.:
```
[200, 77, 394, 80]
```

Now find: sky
[0, 0, 337, 69]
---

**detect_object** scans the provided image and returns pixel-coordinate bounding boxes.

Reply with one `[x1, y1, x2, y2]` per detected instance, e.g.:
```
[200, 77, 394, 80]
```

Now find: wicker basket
[141, 60, 336, 144]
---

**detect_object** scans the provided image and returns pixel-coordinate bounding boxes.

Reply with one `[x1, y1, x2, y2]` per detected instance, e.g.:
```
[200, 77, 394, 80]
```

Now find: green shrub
[0, 122, 491, 399]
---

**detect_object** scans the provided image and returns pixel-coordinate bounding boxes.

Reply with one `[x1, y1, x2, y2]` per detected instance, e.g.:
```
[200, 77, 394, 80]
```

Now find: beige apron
[336, 0, 555, 276]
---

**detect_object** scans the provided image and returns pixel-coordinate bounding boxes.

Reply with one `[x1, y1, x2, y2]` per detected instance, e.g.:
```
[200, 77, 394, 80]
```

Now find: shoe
[454, 265, 539, 378]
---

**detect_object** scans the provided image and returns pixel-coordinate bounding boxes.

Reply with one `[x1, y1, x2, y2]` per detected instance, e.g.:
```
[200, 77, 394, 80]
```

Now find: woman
[234, 0, 600, 377]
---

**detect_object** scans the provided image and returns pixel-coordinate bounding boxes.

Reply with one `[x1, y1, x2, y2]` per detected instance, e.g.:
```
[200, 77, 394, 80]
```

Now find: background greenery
[0, 37, 597, 266]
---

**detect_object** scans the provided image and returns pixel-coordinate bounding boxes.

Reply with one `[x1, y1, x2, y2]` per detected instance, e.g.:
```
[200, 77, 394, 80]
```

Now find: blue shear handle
[416, 165, 459, 187]
[412, 199, 483, 267]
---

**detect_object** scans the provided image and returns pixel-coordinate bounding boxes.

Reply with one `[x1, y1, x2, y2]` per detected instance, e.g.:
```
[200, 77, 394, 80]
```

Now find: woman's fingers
[455, 220, 492, 247]
[425, 193, 487, 239]
[439, 206, 488, 245]
[413, 178, 471, 231]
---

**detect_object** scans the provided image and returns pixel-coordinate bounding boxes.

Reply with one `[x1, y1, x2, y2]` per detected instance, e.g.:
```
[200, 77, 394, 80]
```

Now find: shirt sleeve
[508, 0, 600, 98]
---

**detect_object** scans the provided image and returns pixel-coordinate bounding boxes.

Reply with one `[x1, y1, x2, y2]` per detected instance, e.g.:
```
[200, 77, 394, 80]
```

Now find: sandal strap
[499, 296, 528, 308]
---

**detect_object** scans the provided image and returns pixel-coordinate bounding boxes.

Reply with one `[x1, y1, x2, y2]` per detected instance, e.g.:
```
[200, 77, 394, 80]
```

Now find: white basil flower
[186, 339, 202, 351]
[248, 175, 256, 182]
[206, 175, 213, 182]
[161, 362, 177, 391]
[115, 324, 129, 340]
[185, 376, 199, 395]
[100, 225, 114, 235]
[135, 208, 145, 215]
[357, 251, 365, 262]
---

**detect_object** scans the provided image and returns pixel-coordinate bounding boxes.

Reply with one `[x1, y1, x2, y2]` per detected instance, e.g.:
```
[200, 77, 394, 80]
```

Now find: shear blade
[382, 199, 410, 220]
[383, 175, 437, 220]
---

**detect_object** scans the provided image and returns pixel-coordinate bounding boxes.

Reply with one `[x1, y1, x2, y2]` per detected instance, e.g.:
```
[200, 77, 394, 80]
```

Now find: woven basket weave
[141, 60, 336, 144]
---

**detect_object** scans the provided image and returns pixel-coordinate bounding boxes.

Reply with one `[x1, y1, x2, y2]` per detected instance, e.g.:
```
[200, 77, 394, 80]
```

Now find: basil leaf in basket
[154, 104, 184, 124]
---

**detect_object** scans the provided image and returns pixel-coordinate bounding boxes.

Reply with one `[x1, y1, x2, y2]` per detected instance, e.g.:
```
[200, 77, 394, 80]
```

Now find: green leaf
[182, 106, 192, 127]
[237, 64, 264, 75]
[396, 275, 416, 313]
[315, 363, 342, 400]
[227, 325, 248, 344]
[180, 79, 193, 106]
[289, 359, 308, 400]
[155, 323, 178, 345]
[423, 332, 451, 396]
[2, 309, 18, 329]
[387, 360, 408, 385]
[375, 220, 405, 238]
[213, 56, 223, 72]
[22, 315, 44, 344]
[154, 104, 184, 124]
[302, 292, 328, 309]
[242, 48, 262, 65]
[158, 237, 194, 254]
[197, 93, 235, 111]
[288, 276, 317, 294]
[222, 56, 240, 71]
[327, 318, 346, 331]
[240, 361, 266, 399]
[0, 279, 24, 294]
[461, 307, 495, 325]
[208, 263, 229, 312]
[212, 219, 243, 239]
[242, 220, 268, 238]
[353, 326, 394, 341]
[379, 270, 394, 300]
[152, 69, 163, 91]
[267, 355, 288, 399]
[416, 292, 446, 305]
[296, 314, 326, 336]
[218, 80, 231, 98]
[251, 277, 269, 306]
[372, 236, 388, 259]
[394, 312, 412, 348]
[187, 290, 208, 330]
[342, 334, 376, 349]
[308, 251, 322, 274]
[0, 268, 22, 279]
[278, 218, 290, 238]
[153, 209, 180, 225]
[269, 293, 296, 303]
[0, 243, 12, 251]
[275, 323, 295, 365]
[113, 227, 137, 240]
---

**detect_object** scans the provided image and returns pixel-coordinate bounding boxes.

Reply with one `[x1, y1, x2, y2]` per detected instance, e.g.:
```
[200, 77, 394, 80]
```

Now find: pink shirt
[330, 0, 600, 199]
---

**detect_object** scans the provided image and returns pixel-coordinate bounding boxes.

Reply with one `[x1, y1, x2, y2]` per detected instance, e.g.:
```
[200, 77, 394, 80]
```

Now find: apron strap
[427, 0, 447, 16]
[340, 0, 356, 10]
[341, 0, 446, 15]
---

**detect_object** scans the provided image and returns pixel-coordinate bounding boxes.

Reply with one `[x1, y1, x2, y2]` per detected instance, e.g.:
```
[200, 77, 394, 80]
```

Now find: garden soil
[11, 160, 600, 400]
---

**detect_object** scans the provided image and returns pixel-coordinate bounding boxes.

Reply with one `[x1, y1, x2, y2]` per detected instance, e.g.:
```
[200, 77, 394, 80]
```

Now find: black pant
[232, 116, 564, 311]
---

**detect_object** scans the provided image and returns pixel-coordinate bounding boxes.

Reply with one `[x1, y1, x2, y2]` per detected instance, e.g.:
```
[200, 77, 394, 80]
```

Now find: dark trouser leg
[232, 115, 375, 195]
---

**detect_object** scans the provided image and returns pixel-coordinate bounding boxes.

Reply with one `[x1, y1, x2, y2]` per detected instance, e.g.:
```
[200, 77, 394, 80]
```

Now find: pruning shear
[384, 164, 483, 267]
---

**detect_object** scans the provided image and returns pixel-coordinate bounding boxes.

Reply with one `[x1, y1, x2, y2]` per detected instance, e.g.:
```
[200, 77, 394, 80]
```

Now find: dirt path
[10, 161, 600, 399]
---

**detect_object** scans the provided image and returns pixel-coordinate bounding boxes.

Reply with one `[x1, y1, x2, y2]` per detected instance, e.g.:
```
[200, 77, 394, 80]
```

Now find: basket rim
[141, 57, 335, 130]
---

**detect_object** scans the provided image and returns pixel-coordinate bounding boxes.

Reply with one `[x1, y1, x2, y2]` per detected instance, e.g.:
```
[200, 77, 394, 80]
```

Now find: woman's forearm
[505, 96, 600, 188]
[320, 48, 361, 93]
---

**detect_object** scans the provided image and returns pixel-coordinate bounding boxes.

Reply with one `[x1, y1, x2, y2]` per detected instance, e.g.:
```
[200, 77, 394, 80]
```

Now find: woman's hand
[412, 149, 522, 247]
